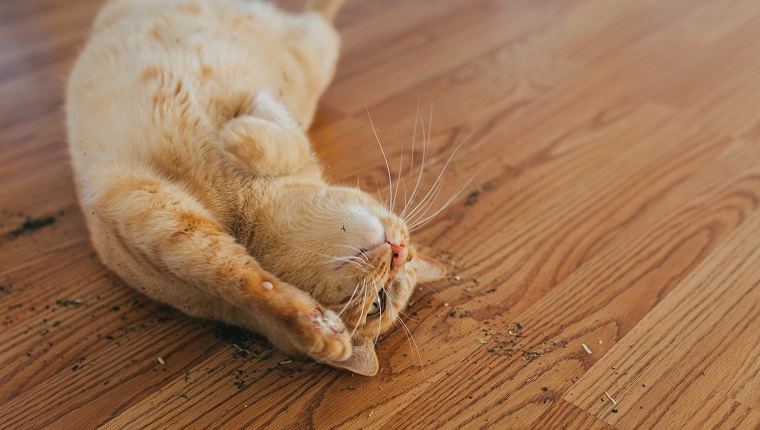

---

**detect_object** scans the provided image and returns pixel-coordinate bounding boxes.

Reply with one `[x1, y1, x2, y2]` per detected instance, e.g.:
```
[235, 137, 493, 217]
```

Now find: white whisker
[402, 106, 437, 221]
[404, 128, 473, 223]
[330, 255, 364, 264]
[374, 283, 384, 345]
[392, 138, 404, 213]
[366, 106, 393, 212]
[337, 281, 362, 318]
[335, 244, 367, 253]
[398, 310, 423, 323]
[311, 249, 370, 271]
[331, 258, 368, 270]
[398, 317, 426, 379]
[399, 175, 408, 218]
[334, 244, 372, 263]
[415, 280, 449, 303]
[400, 108, 430, 220]
[344, 260, 370, 272]
[409, 165, 487, 231]
[399, 100, 419, 218]
[349, 280, 368, 340]
[406, 165, 447, 226]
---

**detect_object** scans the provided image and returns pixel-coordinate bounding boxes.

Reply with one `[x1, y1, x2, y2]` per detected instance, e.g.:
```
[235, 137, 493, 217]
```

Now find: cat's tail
[306, 0, 346, 22]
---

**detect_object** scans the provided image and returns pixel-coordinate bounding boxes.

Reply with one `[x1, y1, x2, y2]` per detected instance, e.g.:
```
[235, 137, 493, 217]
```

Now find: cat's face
[255, 182, 445, 375]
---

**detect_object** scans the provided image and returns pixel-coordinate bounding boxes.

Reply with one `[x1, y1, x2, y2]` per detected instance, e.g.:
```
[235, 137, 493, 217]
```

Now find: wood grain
[2, 0, 760, 428]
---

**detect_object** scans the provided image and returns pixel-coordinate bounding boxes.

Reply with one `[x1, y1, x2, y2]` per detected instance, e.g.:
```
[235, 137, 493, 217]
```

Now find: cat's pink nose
[390, 242, 408, 268]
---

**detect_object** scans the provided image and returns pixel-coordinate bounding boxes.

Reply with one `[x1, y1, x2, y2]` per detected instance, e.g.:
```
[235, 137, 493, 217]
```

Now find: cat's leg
[219, 92, 317, 177]
[90, 167, 351, 361]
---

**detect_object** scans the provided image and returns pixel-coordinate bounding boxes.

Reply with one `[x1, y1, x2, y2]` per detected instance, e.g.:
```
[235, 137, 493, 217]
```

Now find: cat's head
[254, 181, 445, 375]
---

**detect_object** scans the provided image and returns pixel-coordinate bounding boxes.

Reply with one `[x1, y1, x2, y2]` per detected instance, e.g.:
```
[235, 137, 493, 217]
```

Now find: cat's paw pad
[304, 308, 343, 335]
[295, 307, 351, 362]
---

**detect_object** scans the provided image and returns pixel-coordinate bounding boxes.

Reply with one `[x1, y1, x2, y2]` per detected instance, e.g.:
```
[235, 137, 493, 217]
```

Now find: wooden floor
[2, 0, 760, 428]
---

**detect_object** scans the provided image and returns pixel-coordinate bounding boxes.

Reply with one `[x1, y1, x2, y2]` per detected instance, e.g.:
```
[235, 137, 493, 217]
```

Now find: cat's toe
[297, 307, 352, 362]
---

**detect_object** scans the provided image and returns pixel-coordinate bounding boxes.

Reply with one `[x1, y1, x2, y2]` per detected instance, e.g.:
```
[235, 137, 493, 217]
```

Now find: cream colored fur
[66, 0, 444, 376]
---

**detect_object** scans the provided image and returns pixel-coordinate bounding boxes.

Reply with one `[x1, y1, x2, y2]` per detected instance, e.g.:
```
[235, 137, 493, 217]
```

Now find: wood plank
[343, 124, 757, 429]
[323, 0, 572, 114]
[565, 203, 760, 428]
[531, 399, 615, 430]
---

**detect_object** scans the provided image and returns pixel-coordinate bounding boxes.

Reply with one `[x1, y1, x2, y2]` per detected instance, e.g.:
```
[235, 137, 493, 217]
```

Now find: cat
[66, 0, 445, 376]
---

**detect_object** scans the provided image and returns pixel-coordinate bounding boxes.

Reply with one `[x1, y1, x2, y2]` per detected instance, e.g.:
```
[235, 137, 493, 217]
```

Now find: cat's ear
[325, 337, 378, 376]
[410, 254, 447, 282]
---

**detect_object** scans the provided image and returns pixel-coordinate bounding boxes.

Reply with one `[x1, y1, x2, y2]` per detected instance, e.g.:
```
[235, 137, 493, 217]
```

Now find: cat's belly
[66, 0, 339, 212]
[67, 0, 338, 157]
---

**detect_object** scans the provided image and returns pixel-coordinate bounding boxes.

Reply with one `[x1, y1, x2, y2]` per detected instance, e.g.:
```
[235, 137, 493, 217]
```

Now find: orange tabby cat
[66, 0, 445, 376]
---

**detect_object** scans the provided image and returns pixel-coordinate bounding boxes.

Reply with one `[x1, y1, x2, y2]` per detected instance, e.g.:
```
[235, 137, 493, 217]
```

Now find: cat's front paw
[219, 115, 311, 177]
[292, 306, 352, 363]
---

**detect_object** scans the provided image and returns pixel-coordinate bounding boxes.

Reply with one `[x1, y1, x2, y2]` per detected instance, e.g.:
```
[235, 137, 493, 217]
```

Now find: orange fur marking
[140, 66, 161, 82]
[177, 4, 202, 15]
[201, 64, 213, 79]
[149, 26, 163, 41]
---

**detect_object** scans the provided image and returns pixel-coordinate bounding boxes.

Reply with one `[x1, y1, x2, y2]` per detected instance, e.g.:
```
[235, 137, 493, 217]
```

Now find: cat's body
[67, 0, 443, 376]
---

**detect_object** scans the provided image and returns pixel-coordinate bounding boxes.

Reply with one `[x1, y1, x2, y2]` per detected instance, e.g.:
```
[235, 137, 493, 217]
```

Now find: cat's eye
[367, 291, 384, 318]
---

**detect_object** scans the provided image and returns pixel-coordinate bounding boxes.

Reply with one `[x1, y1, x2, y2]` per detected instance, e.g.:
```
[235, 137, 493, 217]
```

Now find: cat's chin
[323, 337, 379, 376]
